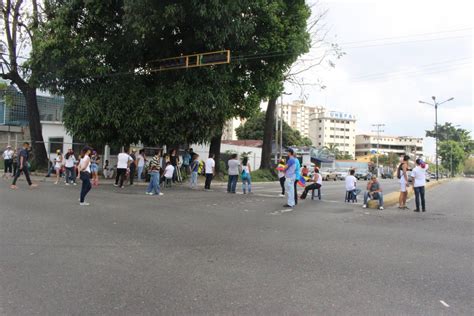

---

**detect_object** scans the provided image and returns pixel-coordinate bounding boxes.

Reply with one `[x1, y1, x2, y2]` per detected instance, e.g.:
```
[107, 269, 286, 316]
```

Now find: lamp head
[432, 96, 436, 101]
[448, 97, 454, 101]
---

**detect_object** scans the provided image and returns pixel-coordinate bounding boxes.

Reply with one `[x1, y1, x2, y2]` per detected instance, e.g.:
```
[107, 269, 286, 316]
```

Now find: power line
[343, 35, 471, 49]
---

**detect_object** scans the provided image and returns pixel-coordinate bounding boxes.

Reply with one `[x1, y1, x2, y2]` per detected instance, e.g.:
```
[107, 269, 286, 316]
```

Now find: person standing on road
[227, 154, 239, 193]
[412, 158, 428, 212]
[294, 156, 301, 205]
[362, 175, 384, 210]
[277, 158, 286, 197]
[170, 149, 179, 183]
[129, 149, 137, 185]
[90, 151, 100, 187]
[146, 163, 163, 196]
[241, 156, 252, 194]
[283, 148, 297, 208]
[204, 153, 215, 190]
[190, 154, 200, 189]
[11, 142, 37, 190]
[64, 148, 77, 186]
[78, 146, 92, 206]
[182, 149, 191, 176]
[300, 168, 322, 199]
[398, 155, 410, 209]
[137, 149, 146, 182]
[53, 150, 63, 185]
[115, 148, 132, 188]
[2, 145, 14, 178]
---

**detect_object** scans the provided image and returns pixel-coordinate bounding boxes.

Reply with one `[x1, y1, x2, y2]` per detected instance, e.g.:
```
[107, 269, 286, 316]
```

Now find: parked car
[320, 169, 337, 181]
[381, 172, 394, 179]
[335, 169, 349, 180]
[355, 169, 371, 180]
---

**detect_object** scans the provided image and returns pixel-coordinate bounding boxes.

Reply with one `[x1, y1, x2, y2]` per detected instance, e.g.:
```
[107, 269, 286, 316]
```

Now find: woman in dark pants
[277, 159, 286, 197]
[78, 146, 92, 206]
[170, 149, 179, 183]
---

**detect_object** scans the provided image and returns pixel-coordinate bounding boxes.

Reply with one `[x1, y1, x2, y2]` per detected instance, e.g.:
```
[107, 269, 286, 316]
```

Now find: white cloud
[285, 0, 473, 156]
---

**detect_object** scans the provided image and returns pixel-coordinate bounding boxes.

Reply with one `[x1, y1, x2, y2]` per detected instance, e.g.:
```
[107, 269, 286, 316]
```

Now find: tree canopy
[31, 0, 311, 147]
[426, 122, 473, 153]
[236, 111, 312, 147]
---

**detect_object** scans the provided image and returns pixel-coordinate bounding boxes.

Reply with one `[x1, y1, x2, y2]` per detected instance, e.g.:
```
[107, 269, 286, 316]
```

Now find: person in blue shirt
[284, 148, 297, 208]
[294, 155, 301, 205]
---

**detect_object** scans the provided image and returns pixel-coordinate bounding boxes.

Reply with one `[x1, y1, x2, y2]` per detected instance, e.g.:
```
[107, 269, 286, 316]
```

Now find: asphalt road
[0, 177, 472, 315]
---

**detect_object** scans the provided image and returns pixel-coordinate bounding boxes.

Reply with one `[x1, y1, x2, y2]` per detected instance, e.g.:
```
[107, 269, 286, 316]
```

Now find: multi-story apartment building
[355, 134, 423, 157]
[280, 100, 317, 138]
[308, 108, 357, 158]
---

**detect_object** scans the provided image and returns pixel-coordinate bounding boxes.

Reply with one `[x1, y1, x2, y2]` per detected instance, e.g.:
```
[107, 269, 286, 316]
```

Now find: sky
[285, 0, 473, 157]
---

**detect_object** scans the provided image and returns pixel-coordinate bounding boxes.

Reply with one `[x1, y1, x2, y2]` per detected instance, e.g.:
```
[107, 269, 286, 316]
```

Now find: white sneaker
[146, 192, 153, 195]
[379, 206, 384, 210]
[79, 202, 90, 206]
[159, 192, 164, 196]
[65, 183, 70, 186]
[73, 183, 77, 186]
[113, 184, 118, 187]
[279, 194, 285, 197]
[362, 204, 367, 208]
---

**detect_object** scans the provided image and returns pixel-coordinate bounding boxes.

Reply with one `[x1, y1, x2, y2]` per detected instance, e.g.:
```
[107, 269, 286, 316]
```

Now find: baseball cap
[287, 148, 294, 155]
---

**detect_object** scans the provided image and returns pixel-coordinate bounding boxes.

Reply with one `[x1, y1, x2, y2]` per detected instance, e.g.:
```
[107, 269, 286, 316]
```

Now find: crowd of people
[2, 144, 429, 211]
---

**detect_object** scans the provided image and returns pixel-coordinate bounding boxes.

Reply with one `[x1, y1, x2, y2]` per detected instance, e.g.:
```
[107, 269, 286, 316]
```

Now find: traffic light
[152, 50, 230, 71]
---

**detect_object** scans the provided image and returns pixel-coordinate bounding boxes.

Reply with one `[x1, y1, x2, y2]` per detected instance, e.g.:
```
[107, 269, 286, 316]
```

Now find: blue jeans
[147, 171, 161, 194]
[285, 177, 296, 207]
[137, 166, 144, 181]
[190, 171, 198, 188]
[66, 167, 76, 184]
[414, 186, 425, 211]
[242, 176, 251, 193]
[227, 175, 238, 193]
[364, 192, 384, 207]
[80, 172, 91, 203]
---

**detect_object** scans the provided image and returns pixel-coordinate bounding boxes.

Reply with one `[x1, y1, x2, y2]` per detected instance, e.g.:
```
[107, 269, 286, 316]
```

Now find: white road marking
[280, 208, 294, 213]
[440, 300, 450, 307]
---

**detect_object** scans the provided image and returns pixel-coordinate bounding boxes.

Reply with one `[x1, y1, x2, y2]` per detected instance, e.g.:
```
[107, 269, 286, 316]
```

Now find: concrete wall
[41, 121, 73, 162]
[191, 143, 262, 171]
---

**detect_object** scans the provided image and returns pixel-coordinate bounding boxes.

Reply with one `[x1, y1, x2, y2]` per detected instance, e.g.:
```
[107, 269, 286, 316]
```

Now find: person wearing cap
[283, 148, 297, 207]
[411, 158, 429, 212]
[362, 175, 384, 210]
[53, 149, 63, 184]
[2, 145, 14, 178]
[397, 155, 410, 209]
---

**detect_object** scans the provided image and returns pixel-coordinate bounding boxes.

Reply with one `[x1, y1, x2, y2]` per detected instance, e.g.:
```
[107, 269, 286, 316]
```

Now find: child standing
[146, 165, 163, 196]
[164, 161, 174, 188]
[190, 154, 200, 189]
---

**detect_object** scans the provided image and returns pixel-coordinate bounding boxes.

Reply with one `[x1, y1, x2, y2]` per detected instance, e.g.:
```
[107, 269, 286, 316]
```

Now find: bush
[249, 169, 278, 182]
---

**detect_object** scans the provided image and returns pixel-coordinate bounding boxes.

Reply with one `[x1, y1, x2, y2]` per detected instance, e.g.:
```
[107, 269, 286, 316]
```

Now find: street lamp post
[419, 96, 454, 181]
[371, 124, 385, 177]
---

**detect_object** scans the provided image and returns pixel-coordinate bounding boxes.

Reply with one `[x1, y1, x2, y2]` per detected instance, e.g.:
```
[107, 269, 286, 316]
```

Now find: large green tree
[426, 122, 473, 154]
[438, 140, 466, 176]
[236, 111, 312, 147]
[0, 0, 49, 168]
[31, 0, 310, 156]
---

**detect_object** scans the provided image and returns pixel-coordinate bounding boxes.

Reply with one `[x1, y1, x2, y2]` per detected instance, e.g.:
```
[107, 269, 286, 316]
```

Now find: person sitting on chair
[300, 168, 322, 199]
[363, 175, 384, 210]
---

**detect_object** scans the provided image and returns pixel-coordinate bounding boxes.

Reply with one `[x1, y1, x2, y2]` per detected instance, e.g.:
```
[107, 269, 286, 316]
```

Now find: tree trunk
[19, 84, 49, 170]
[209, 131, 223, 174]
[260, 97, 277, 169]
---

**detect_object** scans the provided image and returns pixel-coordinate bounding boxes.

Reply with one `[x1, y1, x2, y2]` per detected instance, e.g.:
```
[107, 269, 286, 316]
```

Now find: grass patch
[249, 169, 278, 182]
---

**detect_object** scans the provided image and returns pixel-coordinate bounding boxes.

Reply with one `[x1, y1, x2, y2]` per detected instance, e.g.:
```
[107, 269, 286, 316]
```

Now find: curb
[383, 179, 449, 207]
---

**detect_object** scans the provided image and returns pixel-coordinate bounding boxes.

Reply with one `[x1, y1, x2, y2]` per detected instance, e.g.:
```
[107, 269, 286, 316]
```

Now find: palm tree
[324, 143, 340, 157]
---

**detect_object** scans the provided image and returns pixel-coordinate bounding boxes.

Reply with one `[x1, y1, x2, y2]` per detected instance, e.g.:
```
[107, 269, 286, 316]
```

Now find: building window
[49, 137, 63, 154]
[319, 135, 321, 138]
[319, 120, 322, 123]
[318, 142, 321, 146]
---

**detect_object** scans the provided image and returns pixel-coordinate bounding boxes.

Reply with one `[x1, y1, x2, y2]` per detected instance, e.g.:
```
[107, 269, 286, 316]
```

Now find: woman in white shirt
[137, 149, 146, 182]
[54, 150, 63, 184]
[78, 146, 92, 206]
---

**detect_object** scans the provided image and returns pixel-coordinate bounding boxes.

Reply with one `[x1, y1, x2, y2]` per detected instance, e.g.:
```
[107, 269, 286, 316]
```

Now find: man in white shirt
[227, 154, 240, 193]
[204, 153, 215, 190]
[114, 148, 132, 188]
[2, 145, 14, 177]
[411, 159, 428, 212]
[345, 169, 361, 200]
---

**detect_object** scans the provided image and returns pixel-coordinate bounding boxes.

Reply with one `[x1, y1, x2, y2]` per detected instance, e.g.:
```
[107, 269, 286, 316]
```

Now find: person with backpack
[398, 155, 410, 209]
[241, 156, 252, 194]
[11, 142, 37, 190]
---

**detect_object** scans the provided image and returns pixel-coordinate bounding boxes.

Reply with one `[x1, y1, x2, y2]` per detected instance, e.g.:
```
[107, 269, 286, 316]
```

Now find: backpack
[241, 169, 249, 180]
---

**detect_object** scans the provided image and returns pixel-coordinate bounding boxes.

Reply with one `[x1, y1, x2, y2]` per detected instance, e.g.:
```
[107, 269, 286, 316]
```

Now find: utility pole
[275, 100, 279, 164]
[419, 96, 454, 181]
[371, 124, 385, 177]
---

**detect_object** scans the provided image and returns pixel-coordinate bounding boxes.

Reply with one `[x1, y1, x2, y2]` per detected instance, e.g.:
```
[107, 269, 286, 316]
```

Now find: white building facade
[280, 100, 318, 138]
[355, 134, 423, 157]
[308, 109, 357, 158]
